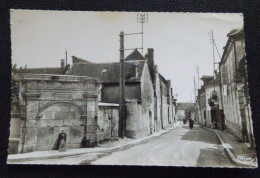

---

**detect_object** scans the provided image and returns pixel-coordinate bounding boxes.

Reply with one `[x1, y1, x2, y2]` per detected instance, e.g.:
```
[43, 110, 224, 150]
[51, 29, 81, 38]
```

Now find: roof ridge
[27, 67, 61, 69]
[73, 61, 119, 65]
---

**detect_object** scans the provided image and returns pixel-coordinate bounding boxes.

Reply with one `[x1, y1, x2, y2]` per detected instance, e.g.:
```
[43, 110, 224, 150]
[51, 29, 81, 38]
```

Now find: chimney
[61, 59, 65, 69]
[147, 48, 155, 82]
[167, 80, 171, 95]
[148, 48, 154, 58]
[135, 65, 138, 78]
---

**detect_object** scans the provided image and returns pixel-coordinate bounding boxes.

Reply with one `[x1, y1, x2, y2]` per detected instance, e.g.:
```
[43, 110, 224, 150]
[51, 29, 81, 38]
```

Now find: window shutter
[221, 65, 227, 85]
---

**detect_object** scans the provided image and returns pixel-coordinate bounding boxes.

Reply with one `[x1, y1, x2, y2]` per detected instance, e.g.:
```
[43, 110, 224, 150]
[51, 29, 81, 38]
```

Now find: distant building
[176, 103, 195, 121]
[196, 86, 206, 126]
[203, 75, 224, 129]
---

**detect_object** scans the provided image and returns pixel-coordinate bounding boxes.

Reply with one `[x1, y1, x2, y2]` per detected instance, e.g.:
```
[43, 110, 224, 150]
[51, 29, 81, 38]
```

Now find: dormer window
[101, 69, 107, 73]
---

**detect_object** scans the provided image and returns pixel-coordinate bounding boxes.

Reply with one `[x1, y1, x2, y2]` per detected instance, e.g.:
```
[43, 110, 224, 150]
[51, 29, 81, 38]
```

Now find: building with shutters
[219, 28, 254, 147]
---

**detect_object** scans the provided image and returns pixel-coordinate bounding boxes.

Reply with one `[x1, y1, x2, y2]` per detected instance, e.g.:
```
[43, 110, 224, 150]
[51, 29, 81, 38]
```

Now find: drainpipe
[232, 40, 238, 79]
[219, 62, 225, 130]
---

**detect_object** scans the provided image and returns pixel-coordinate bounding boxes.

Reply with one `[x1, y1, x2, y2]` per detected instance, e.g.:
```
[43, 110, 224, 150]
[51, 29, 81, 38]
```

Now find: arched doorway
[35, 102, 84, 151]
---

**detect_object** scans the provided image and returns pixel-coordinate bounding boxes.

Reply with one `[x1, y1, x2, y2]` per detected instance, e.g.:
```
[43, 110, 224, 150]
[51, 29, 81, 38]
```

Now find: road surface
[88, 125, 233, 167]
[15, 124, 234, 167]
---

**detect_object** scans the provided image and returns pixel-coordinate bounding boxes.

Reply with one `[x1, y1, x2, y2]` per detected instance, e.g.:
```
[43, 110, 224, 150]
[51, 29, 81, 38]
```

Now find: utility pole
[119, 31, 125, 138]
[65, 49, 68, 66]
[196, 65, 200, 90]
[118, 14, 149, 138]
[209, 30, 216, 91]
[194, 76, 196, 102]
[137, 13, 148, 53]
[196, 65, 202, 123]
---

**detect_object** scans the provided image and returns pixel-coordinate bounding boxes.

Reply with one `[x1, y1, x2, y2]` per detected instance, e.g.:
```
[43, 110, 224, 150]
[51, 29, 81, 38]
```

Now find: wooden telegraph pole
[118, 14, 148, 138]
[65, 49, 68, 66]
[119, 31, 125, 138]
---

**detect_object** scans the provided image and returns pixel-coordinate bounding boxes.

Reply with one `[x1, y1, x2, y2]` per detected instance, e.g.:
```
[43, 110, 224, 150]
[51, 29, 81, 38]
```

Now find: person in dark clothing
[52, 130, 67, 151]
[189, 119, 194, 129]
[58, 130, 67, 152]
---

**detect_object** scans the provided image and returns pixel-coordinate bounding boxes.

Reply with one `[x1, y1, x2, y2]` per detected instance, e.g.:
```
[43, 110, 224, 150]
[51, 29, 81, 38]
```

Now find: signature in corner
[237, 155, 257, 162]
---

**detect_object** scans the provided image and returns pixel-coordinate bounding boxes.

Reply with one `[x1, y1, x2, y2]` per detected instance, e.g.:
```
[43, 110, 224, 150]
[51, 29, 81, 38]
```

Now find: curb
[8, 128, 172, 163]
[205, 127, 257, 168]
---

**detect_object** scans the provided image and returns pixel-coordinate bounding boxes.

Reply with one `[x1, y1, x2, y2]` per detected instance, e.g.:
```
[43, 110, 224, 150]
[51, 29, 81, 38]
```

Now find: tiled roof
[205, 74, 221, 86]
[125, 49, 145, 61]
[227, 28, 244, 37]
[201, 75, 214, 79]
[67, 57, 145, 83]
[18, 67, 65, 75]
[72, 56, 91, 64]
[159, 73, 168, 85]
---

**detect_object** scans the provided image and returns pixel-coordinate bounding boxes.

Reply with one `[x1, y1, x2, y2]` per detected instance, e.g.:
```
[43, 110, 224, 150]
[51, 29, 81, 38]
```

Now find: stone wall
[140, 61, 154, 134]
[97, 105, 119, 142]
[154, 70, 162, 131]
[161, 95, 169, 128]
[223, 85, 244, 141]
[126, 61, 154, 138]
[125, 100, 149, 138]
[8, 118, 21, 154]
[219, 36, 248, 141]
[13, 74, 99, 153]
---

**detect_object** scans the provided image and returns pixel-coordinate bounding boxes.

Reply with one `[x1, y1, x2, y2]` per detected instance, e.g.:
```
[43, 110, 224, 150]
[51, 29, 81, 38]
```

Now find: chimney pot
[148, 48, 154, 57]
[61, 59, 65, 69]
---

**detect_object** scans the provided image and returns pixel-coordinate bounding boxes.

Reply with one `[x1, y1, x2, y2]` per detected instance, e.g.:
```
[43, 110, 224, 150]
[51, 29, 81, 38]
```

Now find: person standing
[58, 130, 67, 152]
[189, 119, 194, 129]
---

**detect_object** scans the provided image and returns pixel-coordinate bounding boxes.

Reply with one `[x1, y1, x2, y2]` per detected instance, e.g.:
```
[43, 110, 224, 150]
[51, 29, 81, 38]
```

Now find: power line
[213, 40, 222, 60]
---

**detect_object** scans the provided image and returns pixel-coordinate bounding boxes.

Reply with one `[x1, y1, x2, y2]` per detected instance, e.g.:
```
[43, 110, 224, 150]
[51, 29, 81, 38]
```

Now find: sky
[10, 10, 243, 102]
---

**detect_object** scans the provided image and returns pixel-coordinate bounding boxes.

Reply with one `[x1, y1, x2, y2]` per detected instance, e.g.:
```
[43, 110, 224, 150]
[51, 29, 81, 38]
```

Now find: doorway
[149, 111, 152, 134]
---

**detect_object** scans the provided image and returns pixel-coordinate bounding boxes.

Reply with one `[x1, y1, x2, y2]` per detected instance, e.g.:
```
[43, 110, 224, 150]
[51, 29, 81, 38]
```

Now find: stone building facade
[204, 77, 223, 129]
[159, 75, 173, 128]
[68, 48, 175, 139]
[9, 73, 100, 154]
[68, 49, 155, 139]
[196, 87, 206, 126]
[196, 29, 255, 148]
[9, 48, 176, 154]
[219, 28, 252, 143]
[97, 103, 119, 141]
[145, 49, 176, 130]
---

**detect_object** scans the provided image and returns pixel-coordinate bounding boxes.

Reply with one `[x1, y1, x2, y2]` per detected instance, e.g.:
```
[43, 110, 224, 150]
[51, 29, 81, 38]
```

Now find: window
[221, 65, 227, 85]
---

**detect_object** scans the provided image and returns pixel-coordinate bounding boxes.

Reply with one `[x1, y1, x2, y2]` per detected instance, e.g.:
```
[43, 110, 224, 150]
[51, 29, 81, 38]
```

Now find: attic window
[101, 69, 107, 73]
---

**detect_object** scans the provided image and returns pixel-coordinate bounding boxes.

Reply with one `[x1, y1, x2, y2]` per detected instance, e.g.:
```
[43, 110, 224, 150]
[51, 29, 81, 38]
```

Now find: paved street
[88, 125, 233, 167]
[16, 124, 234, 167]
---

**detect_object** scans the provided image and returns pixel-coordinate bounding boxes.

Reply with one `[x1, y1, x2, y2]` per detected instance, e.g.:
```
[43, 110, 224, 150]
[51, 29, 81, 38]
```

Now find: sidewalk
[213, 129, 257, 168]
[8, 125, 178, 163]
